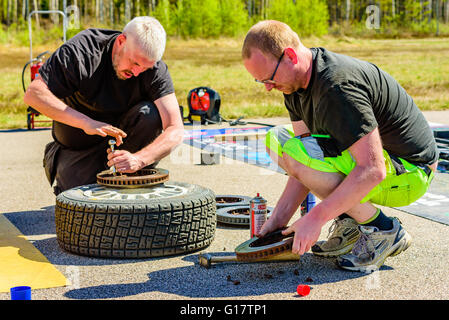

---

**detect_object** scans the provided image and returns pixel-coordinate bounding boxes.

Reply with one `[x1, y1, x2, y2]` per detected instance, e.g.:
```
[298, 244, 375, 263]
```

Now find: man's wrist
[306, 204, 329, 227]
[133, 151, 152, 168]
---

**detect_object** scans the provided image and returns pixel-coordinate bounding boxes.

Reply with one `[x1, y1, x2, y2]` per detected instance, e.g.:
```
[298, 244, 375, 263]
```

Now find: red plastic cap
[257, 193, 260, 197]
[296, 284, 310, 296]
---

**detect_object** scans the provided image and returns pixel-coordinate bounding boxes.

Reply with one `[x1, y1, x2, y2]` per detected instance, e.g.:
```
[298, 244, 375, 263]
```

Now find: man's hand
[281, 210, 324, 255]
[256, 177, 309, 238]
[107, 149, 146, 173]
[83, 119, 127, 146]
[256, 211, 287, 238]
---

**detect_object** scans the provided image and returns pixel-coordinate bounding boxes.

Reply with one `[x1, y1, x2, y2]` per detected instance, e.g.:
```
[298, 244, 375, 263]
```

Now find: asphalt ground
[0, 112, 449, 305]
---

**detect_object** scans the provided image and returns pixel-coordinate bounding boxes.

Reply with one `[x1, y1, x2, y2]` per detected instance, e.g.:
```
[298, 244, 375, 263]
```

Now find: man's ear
[117, 34, 127, 47]
[284, 47, 298, 64]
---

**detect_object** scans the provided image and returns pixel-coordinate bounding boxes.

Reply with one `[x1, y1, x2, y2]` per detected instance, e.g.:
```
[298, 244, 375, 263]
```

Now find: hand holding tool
[108, 139, 117, 175]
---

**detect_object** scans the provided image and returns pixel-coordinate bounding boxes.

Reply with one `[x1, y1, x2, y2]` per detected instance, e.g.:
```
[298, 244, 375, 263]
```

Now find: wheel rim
[80, 183, 189, 200]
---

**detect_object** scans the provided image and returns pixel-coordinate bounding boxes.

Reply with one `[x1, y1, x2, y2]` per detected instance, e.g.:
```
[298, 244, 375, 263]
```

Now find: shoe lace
[327, 219, 341, 238]
[352, 231, 375, 257]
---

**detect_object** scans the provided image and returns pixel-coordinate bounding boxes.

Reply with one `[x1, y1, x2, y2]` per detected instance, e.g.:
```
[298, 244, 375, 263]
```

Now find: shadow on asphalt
[62, 253, 392, 299]
[3, 206, 184, 267]
[3, 206, 393, 299]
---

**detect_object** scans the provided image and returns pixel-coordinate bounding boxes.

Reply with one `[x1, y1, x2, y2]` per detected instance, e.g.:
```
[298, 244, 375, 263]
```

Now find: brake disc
[96, 168, 169, 188]
[215, 195, 252, 208]
[234, 228, 297, 261]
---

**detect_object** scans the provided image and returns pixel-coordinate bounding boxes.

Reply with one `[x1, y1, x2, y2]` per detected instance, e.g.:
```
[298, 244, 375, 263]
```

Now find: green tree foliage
[1, 0, 448, 39]
[152, 0, 172, 34]
[297, 0, 329, 37]
[219, 0, 248, 36]
[169, 0, 222, 38]
[266, 0, 329, 37]
[265, 0, 298, 29]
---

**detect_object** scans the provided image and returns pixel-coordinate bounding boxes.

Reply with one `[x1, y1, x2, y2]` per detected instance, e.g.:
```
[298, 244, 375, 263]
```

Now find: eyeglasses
[255, 51, 284, 85]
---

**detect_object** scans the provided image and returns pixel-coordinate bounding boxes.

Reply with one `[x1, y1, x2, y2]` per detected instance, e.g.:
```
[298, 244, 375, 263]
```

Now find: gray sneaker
[312, 217, 360, 257]
[336, 217, 412, 273]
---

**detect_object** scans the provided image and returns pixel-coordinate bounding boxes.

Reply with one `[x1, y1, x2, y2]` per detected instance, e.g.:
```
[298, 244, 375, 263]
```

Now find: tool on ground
[227, 116, 275, 127]
[249, 193, 267, 238]
[198, 251, 298, 269]
[198, 228, 299, 268]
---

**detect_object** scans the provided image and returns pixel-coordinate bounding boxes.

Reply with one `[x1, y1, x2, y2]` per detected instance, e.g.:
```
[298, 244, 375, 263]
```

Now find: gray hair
[123, 16, 166, 62]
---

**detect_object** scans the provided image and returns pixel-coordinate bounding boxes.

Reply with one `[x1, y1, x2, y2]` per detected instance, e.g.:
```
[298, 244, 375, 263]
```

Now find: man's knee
[119, 101, 163, 153]
[264, 124, 294, 158]
[121, 101, 162, 132]
[282, 152, 303, 178]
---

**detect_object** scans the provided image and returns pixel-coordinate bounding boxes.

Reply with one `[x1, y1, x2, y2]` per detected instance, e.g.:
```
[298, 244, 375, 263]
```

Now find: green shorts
[265, 124, 434, 207]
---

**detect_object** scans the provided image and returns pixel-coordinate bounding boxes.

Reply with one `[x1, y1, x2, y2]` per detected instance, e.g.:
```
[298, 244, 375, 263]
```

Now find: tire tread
[55, 183, 216, 258]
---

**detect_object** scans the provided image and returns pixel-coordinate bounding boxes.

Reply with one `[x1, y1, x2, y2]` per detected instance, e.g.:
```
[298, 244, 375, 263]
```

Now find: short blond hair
[123, 16, 166, 62]
[242, 20, 300, 59]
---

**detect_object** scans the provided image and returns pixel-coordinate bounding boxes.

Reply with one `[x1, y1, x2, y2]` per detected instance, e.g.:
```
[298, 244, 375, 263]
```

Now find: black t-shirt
[39, 28, 174, 125]
[284, 47, 438, 166]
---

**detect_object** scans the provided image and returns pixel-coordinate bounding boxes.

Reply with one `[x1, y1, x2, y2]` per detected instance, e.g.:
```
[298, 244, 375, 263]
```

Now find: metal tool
[198, 251, 299, 269]
[108, 139, 117, 175]
[198, 254, 239, 268]
[198, 228, 300, 268]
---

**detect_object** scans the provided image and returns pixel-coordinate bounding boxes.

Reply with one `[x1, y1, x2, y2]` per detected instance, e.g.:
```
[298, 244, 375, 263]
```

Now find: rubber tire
[216, 205, 273, 226]
[215, 194, 252, 208]
[55, 181, 216, 259]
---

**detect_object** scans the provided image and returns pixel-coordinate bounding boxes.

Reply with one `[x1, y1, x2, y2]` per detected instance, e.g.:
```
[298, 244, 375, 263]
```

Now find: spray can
[300, 193, 316, 216]
[250, 193, 267, 238]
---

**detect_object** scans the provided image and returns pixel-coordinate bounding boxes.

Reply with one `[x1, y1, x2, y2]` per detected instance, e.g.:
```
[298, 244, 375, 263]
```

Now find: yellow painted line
[0, 214, 69, 293]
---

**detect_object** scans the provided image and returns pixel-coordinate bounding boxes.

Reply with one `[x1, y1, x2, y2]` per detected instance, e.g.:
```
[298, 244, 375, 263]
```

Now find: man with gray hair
[24, 16, 183, 195]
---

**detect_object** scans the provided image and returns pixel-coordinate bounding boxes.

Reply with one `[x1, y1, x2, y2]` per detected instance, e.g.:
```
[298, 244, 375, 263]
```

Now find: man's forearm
[24, 78, 91, 130]
[273, 176, 309, 223]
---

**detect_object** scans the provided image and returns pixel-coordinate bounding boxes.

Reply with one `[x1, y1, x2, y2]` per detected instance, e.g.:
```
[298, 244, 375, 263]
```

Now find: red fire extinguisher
[22, 51, 50, 92]
[30, 61, 43, 81]
[22, 51, 51, 129]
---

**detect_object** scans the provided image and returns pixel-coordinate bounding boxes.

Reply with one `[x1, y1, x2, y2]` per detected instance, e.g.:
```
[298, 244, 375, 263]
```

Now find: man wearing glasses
[242, 20, 438, 272]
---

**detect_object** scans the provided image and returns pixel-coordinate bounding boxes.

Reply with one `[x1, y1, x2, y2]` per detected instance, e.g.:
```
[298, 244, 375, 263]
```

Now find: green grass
[167, 36, 449, 118]
[1, 36, 449, 129]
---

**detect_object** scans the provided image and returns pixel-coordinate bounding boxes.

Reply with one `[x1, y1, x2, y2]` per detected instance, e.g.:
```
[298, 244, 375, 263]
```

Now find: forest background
[0, 0, 448, 128]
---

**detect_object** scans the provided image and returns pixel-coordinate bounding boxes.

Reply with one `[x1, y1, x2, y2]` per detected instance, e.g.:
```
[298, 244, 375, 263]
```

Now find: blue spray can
[300, 193, 316, 216]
